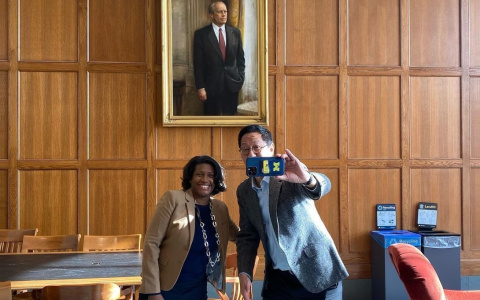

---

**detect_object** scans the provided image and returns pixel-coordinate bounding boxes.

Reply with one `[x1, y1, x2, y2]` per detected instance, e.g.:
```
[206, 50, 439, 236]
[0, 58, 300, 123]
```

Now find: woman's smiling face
[190, 163, 215, 201]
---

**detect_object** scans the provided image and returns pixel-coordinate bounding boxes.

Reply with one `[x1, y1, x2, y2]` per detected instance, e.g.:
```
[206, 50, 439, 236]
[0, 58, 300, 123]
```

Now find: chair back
[82, 234, 141, 252]
[82, 234, 142, 300]
[21, 234, 81, 253]
[211, 253, 260, 300]
[388, 243, 446, 300]
[39, 283, 121, 300]
[0, 281, 12, 300]
[0, 229, 38, 253]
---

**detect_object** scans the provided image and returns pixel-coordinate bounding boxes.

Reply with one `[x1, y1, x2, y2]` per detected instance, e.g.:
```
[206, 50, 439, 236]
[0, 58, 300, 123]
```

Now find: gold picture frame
[161, 0, 268, 127]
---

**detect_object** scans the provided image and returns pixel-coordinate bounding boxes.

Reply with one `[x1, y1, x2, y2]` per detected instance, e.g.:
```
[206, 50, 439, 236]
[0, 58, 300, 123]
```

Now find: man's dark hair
[181, 155, 226, 195]
[237, 124, 273, 148]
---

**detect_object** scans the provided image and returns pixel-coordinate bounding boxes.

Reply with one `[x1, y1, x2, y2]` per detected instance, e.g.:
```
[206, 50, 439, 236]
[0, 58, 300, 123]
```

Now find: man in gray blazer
[236, 125, 348, 300]
[193, 1, 245, 116]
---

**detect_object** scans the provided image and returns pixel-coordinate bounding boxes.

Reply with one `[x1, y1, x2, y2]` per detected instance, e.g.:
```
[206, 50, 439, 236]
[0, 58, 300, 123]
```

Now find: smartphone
[246, 157, 285, 177]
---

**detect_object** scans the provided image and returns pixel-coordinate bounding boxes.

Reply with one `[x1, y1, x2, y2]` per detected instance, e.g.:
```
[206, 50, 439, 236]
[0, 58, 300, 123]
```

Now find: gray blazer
[236, 173, 348, 293]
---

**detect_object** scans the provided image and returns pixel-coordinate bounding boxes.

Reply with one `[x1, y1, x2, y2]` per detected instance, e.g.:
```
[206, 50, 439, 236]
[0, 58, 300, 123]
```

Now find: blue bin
[370, 230, 421, 300]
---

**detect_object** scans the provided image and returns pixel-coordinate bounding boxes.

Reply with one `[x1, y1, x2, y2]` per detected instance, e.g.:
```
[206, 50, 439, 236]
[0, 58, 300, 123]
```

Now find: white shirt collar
[212, 23, 225, 31]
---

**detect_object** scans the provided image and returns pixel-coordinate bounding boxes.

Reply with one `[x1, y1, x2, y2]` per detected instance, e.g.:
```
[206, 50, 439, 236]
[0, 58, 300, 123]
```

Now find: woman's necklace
[195, 200, 221, 268]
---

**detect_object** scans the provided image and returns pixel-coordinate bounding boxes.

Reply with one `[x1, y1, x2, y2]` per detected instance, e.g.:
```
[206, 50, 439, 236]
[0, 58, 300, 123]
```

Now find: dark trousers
[263, 268, 343, 300]
[203, 88, 238, 116]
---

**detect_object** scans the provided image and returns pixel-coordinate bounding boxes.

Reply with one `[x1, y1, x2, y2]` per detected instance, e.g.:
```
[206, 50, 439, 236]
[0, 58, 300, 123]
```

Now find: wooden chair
[21, 234, 80, 253]
[0, 282, 12, 300]
[15, 235, 81, 299]
[38, 283, 120, 300]
[209, 253, 260, 300]
[81, 234, 141, 252]
[81, 234, 142, 300]
[0, 229, 38, 253]
[1, 230, 38, 300]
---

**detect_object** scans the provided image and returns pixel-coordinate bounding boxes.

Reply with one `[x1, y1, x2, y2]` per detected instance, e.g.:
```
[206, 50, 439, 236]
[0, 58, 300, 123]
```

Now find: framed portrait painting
[161, 0, 268, 126]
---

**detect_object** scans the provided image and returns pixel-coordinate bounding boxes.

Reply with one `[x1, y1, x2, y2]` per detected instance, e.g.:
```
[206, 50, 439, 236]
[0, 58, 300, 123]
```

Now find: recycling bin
[416, 230, 461, 290]
[370, 230, 422, 300]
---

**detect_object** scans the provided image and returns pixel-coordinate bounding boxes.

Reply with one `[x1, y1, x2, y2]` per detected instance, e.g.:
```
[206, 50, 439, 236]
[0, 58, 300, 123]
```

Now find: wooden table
[0, 251, 142, 290]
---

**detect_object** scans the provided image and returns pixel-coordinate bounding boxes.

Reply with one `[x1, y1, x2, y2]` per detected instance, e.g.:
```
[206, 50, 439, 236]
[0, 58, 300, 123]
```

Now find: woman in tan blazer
[139, 155, 239, 300]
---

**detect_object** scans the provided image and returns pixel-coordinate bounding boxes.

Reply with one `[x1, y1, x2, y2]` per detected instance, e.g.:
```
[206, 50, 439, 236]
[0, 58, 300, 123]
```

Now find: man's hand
[276, 149, 313, 185]
[239, 272, 253, 300]
[197, 88, 207, 101]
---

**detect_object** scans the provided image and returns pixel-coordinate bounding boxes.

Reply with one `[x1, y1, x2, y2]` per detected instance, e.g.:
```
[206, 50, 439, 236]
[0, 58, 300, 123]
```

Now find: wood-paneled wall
[1, 0, 479, 279]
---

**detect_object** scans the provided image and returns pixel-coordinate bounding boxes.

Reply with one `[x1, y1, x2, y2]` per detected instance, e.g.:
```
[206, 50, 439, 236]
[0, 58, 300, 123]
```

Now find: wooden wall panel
[471, 168, 480, 250]
[0, 0, 7, 60]
[285, 76, 338, 159]
[221, 127, 243, 161]
[89, 170, 146, 235]
[155, 169, 185, 209]
[348, 169, 401, 253]
[267, 76, 276, 139]
[410, 168, 462, 232]
[0, 72, 6, 159]
[410, 0, 460, 67]
[268, 0, 276, 65]
[19, 72, 78, 159]
[89, 72, 146, 159]
[285, 0, 338, 65]
[472, 78, 480, 158]
[89, 0, 146, 62]
[221, 169, 244, 254]
[19, 170, 78, 235]
[471, 0, 480, 67]
[348, 0, 400, 66]
[315, 168, 340, 247]
[0, 171, 6, 228]
[156, 127, 213, 160]
[19, 0, 77, 61]
[348, 76, 401, 159]
[410, 77, 461, 159]
[218, 169, 242, 226]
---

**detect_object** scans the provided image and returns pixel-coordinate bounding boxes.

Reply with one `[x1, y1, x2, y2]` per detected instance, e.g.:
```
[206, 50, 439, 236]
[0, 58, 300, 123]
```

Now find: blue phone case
[246, 157, 285, 177]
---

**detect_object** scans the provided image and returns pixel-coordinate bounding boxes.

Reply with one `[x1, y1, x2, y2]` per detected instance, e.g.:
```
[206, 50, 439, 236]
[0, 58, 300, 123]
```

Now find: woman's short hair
[181, 155, 226, 195]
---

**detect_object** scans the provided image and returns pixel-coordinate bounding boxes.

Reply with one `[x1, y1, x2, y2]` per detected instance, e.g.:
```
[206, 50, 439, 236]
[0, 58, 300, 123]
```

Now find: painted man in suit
[193, 1, 245, 115]
[235, 124, 349, 300]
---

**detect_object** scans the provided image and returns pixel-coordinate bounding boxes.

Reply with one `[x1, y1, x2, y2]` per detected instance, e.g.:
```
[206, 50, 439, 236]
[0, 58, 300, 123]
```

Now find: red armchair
[388, 243, 480, 300]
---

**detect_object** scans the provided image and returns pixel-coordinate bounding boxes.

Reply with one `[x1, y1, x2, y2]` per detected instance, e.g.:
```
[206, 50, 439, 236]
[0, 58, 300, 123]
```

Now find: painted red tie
[219, 28, 226, 62]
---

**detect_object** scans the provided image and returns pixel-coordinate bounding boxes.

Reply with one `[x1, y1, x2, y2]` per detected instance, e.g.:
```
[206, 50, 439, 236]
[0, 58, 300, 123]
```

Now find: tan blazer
[139, 189, 238, 294]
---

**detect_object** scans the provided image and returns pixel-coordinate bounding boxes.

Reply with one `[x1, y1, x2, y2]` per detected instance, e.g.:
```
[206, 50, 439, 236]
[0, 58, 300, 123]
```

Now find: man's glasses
[239, 144, 268, 156]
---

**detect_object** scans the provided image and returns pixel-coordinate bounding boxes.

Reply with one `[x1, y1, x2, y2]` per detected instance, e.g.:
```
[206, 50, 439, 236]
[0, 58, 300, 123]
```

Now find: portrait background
[172, 0, 257, 116]
[163, 0, 268, 126]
